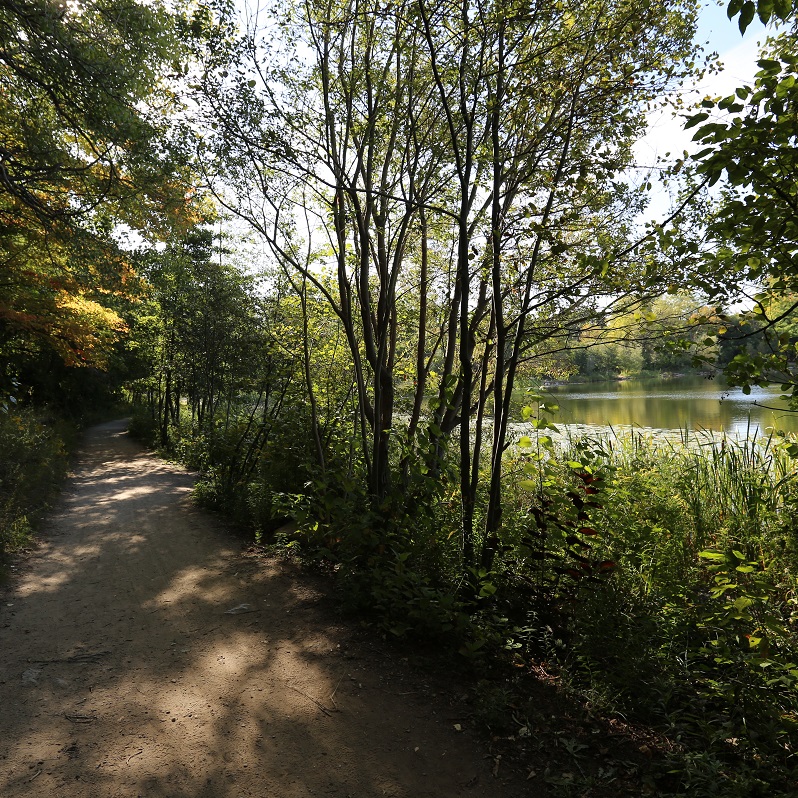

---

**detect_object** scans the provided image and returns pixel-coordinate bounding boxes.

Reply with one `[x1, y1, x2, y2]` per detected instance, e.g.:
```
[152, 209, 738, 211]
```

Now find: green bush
[0, 408, 72, 561]
[504, 429, 798, 796]
[126, 408, 160, 448]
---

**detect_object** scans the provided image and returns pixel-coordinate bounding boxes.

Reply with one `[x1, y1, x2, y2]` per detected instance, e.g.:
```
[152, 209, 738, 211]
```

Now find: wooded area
[2, 0, 798, 794]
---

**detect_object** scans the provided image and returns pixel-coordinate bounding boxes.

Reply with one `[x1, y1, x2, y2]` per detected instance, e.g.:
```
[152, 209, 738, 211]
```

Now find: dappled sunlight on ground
[144, 562, 238, 611]
[0, 420, 521, 798]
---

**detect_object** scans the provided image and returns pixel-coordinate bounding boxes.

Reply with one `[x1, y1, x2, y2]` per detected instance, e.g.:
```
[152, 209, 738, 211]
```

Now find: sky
[634, 1, 775, 218]
[697, 0, 766, 59]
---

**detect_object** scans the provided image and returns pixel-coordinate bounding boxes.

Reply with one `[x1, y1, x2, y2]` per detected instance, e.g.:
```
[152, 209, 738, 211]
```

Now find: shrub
[0, 408, 72, 560]
[504, 429, 798, 796]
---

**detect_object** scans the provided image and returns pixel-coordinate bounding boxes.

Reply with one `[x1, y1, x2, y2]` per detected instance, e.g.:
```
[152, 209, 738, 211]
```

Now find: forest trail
[0, 420, 525, 798]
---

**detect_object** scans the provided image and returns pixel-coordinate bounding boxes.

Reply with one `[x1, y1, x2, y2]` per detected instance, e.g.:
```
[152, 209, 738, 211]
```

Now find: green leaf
[727, 0, 744, 18]
[757, 58, 783, 74]
[692, 147, 715, 161]
[775, 75, 795, 98]
[757, 0, 774, 23]
[739, 1, 756, 32]
[684, 112, 710, 130]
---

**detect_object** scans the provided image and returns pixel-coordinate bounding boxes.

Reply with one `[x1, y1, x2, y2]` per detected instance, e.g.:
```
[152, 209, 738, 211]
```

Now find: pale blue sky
[633, 1, 780, 221]
[695, 0, 766, 56]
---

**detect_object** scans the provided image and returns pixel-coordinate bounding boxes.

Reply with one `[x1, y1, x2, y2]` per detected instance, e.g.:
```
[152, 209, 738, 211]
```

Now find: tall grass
[596, 425, 797, 546]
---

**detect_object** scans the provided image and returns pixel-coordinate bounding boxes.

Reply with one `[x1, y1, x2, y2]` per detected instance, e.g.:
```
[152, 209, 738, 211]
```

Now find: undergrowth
[515, 428, 798, 797]
[0, 407, 75, 561]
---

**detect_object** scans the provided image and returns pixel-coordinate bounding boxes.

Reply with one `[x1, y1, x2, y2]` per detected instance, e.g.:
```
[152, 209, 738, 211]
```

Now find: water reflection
[525, 376, 798, 437]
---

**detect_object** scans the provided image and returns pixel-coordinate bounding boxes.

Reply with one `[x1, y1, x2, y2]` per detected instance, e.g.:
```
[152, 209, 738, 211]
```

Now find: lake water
[521, 376, 798, 438]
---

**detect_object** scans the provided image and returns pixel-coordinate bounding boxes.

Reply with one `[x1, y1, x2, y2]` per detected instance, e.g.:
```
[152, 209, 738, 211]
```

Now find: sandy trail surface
[0, 420, 525, 797]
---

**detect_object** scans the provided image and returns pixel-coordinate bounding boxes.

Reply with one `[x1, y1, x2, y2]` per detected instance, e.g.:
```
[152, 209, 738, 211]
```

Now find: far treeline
[3, 0, 798, 794]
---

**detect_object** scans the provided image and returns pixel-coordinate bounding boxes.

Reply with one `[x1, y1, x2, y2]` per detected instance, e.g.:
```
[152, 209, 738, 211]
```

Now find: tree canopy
[685, 14, 798, 403]
[0, 0, 203, 397]
[193, 0, 701, 566]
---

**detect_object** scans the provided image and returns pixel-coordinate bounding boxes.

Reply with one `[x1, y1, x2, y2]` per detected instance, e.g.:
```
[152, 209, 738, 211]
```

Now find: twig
[329, 675, 344, 710]
[126, 749, 143, 764]
[65, 713, 95, 723]
[28, 770, 41, 782]
[283, 683, 333, 716]
[492, 755, 501, 777]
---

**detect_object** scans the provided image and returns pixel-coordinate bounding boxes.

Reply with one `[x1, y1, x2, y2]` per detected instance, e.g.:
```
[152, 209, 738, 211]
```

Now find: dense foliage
[674, 18, 798, 405]
[0, 404, 73, 559]
[0, 0, 204, 550]
[0, 0, 203, 404]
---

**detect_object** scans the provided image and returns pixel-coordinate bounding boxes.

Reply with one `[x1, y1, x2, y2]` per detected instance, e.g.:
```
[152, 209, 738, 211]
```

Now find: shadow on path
[0, 420, 525, 797]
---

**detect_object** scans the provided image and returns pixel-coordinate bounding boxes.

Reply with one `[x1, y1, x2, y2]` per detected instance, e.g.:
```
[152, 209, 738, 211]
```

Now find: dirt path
[0, 420, 527, 797]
